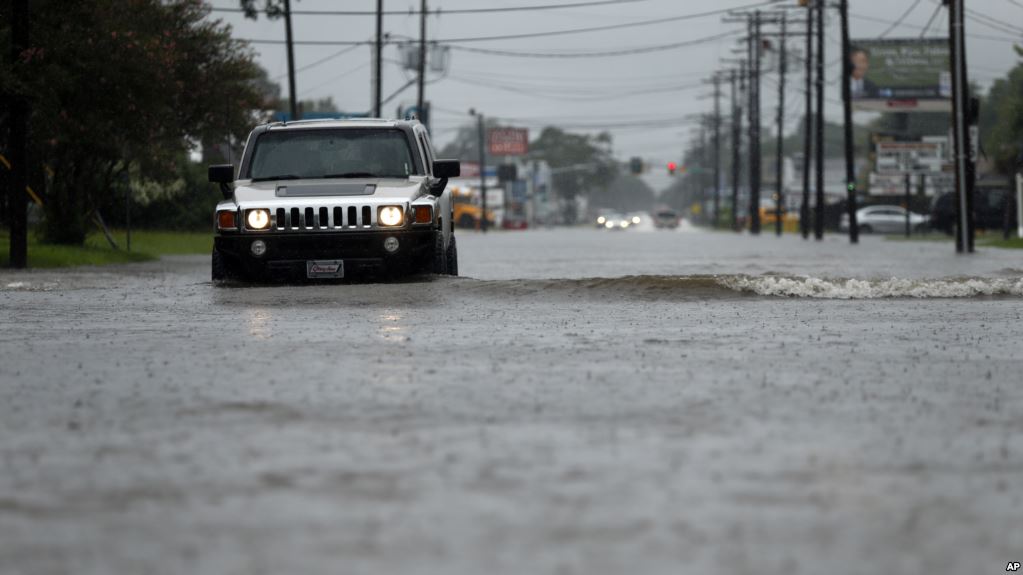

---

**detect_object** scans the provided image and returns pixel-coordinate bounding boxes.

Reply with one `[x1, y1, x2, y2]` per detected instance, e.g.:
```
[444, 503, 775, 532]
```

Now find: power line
[273, 44, 364, 80]
[920, 3, 943, 37]
[850, 12, 1018, 42]
[879, 0, 924, 38]
[445, 30, 742, 58]
[210, 0, 652, 16]
[239, 1, 780, 46]
[960, 5, 1023, 36]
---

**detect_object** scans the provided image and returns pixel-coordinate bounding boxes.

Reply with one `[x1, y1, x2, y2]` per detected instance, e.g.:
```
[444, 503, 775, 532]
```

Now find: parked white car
[840, 205, 929, 234]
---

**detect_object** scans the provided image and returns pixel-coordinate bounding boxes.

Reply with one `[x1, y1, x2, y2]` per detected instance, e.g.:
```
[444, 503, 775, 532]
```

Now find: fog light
[383, 236, 400, 253]
[251, 239, 267, 257]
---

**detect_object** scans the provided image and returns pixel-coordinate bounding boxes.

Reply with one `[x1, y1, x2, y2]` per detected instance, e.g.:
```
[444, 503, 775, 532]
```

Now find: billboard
[488, 128, 529, 156]
[850, 39, 951, 111]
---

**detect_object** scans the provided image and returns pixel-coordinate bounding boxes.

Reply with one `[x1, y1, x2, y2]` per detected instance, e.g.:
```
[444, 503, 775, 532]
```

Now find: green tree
[529, 128, 618, 224]
[981, 47, 1023, 174]
[0, 0, 268, 244]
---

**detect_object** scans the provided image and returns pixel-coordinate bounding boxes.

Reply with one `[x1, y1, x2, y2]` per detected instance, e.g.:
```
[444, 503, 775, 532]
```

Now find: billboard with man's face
[850, 38, 951, 111]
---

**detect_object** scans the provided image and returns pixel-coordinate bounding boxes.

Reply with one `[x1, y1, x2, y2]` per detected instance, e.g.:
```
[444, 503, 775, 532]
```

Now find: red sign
[488, 128, 529, 156]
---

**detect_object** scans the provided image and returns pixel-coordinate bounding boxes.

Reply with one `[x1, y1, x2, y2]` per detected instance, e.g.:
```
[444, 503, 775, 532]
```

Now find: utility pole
[373, 0, 383, 117]
[471, 109, 488, 233]
[283, 0, 298, 120]
[730, 68, 742, 232]
[712, 75, 722, 228]
[839, 0, 858, 244]
[417, 0, 427, 116]
[748, 12, 762, 235]
[814, 0, 825, 240]
[801, 0, 814, 239]
[8, 0, 29, 268]
[947, 0, 973, 253]
[774, 13, 787, 237]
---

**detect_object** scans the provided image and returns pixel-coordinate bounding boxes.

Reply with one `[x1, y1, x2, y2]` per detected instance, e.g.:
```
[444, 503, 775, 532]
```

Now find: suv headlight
[245, 209, 271, 230]
[378, 206, 404, 227]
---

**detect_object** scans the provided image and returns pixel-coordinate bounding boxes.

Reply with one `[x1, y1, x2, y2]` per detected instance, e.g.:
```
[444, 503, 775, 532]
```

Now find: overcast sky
[206, 0, 1023, 189]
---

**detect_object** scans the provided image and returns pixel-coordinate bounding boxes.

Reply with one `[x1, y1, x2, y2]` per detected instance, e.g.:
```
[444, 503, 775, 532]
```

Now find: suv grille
[272, 204, 378, 231]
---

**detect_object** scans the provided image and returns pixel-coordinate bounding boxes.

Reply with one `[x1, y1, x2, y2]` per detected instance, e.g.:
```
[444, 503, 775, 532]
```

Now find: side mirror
[208, 164, 234, 199]
[208, 164, 234, 184]
[433, 159, 460, 179]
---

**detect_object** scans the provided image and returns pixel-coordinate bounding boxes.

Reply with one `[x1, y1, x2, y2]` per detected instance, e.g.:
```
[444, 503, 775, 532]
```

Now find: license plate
[306, 260, 344, 279]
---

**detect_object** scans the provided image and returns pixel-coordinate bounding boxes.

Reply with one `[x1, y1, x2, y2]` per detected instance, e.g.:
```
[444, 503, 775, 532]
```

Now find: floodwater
[1, 226, 1021, 575]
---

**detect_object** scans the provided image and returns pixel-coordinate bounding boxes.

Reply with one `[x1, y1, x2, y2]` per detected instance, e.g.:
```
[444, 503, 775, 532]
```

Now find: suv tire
[446, 235, 458, 276]
[431, 232, 448, 275]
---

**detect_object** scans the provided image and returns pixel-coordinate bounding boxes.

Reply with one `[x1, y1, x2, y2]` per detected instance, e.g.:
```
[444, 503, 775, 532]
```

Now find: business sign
[850, 38, 951, 112]
[869, 134, 953, 196]
[488, 128, 529, 156]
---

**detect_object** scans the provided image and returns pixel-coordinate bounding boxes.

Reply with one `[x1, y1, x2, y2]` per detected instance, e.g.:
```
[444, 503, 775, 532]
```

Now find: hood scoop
[276, 183, 376, 197]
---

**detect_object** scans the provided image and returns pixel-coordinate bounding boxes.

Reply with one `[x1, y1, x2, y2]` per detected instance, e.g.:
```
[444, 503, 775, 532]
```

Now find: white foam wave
[719, 276, 1023, 299]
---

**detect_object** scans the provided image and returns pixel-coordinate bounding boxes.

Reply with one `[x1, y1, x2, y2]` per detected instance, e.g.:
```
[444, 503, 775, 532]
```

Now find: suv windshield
[248, 128, 420, 181]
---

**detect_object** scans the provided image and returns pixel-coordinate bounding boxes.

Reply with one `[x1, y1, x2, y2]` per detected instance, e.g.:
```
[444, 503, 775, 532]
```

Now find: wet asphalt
[1, 227, 1021, 575]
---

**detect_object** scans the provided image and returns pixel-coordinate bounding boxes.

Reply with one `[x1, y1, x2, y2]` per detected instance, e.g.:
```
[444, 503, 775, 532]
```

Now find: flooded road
[1, 228, 1021, 575]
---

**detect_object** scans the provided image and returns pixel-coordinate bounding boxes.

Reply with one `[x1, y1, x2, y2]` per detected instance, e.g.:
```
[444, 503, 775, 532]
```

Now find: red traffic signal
[667, 161, 677, 175]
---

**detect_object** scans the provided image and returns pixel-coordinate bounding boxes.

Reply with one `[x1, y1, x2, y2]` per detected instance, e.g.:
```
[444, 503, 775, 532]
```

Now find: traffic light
[667, 161, 677, 175]
[629, 157, 643, 175]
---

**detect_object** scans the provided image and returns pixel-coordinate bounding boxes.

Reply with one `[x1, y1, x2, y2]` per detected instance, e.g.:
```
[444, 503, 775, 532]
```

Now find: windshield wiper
[322, 172, 379, 179]
[251, 174, 302, 182]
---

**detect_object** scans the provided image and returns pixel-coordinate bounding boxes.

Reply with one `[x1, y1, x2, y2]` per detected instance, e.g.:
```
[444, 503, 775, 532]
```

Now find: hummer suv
[208, 118, 460, 281]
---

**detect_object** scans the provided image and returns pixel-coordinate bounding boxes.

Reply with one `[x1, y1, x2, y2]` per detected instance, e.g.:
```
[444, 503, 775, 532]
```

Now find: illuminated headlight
[631, 216, 641, 225]
[604, 220, 614, 229]
[246, 209, 271, 230]
[378, 206, 404, 227]
[620, 221, 629, 228]
[383, 236, 400, 253]
[597, 216, 606, 224]
[250, 240, 267, 257]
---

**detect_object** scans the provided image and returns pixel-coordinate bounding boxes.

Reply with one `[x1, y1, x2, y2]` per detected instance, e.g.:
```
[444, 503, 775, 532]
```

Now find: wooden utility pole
[748, 12, 762, 235]
[801, 0, 814, 239]
[373, 0, 383, 117]
[8, 0, 29, 268]
[417, 0, 427, 116]
[839, 0, 858, 244]
[947, 0, 974, 253]
[712, 75, 722, 228]
[731, 68, 742, 232]
[814, 0, 825, 240]
[282, 0, 298, 120]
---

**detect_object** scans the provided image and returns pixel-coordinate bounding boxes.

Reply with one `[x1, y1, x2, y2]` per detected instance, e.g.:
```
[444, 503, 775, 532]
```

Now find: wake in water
[452, 274, 1023, 300]
[719, 275, 1023, 299]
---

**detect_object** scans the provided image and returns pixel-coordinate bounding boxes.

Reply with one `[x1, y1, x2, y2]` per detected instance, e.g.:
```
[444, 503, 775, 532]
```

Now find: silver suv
[208, 118, 460, 281]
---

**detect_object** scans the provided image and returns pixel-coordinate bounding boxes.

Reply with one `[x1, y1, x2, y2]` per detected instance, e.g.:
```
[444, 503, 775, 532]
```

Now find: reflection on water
[377, 310, 407, 343]
[247, 309, 273, 340]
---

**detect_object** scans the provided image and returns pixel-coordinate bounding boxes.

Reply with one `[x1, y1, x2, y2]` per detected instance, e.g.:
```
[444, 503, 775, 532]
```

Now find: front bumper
[215, 229, 436, 278]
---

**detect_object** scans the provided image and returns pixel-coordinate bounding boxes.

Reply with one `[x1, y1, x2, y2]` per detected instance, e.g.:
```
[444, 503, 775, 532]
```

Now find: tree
[981, 47, 1023, 174]
[0, 0, 269, 244]
[529, 128, 618, 223]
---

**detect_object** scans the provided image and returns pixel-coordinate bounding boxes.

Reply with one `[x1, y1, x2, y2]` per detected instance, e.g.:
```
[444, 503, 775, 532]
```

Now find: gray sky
[207, 0, 1023, 189]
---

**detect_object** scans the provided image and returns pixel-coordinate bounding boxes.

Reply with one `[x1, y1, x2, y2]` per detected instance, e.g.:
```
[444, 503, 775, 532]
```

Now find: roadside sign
[488, 128, 529, 156]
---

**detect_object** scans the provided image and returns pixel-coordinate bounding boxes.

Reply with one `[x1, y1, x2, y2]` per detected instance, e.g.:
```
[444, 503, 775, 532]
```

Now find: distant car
[840, 205, 929, 234]
[930, 189, 1017, 235]
[594, 210, 615, 229]
[652, 208, 680, 229]
[599, 213, 632, 231]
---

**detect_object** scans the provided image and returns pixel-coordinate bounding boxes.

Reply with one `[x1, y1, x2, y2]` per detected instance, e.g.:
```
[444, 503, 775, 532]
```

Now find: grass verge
[1, 229, 212, 268]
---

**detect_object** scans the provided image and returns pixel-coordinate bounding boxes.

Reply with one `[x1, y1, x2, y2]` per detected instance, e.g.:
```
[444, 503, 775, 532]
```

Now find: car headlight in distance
[620, 221, 629, 228]
[597, 216, 606, 224]
[246, 209, 271, 230]
[378, 206, 404, 227]
[604, 220, 614, 229]
[631, 216, 641, 224]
